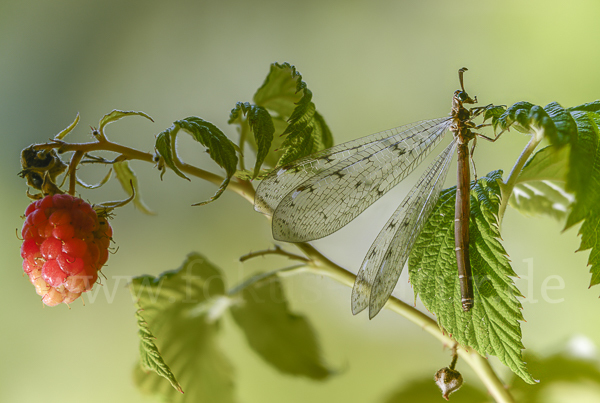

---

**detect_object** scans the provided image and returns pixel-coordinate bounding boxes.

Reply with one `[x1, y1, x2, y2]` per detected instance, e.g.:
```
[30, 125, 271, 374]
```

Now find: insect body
[255, 68, 498, 318]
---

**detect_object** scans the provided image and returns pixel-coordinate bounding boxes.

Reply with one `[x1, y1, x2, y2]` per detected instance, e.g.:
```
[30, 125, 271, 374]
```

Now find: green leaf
[496, 101, 536, 133]
[233, 169, 270, 181]
[496, 101, 578, 146]
[113, 161, 155, 215]
[174, 117, 239, 206]
[154, 127, 190, 180]
[496, 102, 562, 144]
[98, 109, 154, 135]
[509, 351, 600, 402]
[568, 100, 600, 113]
[483, 105, 507, 132]
[253, 62, 305, 117]
[133, 315, 236, 403]
[509, 145, 571, 220]
[54, 112, 80, 140]
[543, 102, 577, 146]
[409, 171, 535, 384]
[252, 62, 333, 167]
[278, 103, 333, 167]
[564, 111, 600, 229]
[229, 276, 332, 380]
[577, 207, 600, 287]
[562, 111, 600, 289]
[510, 181, 571, 220]
[516, 145, 569, 183]
[135, 309, 182, 394]
[244, 116, 289, 168]
[229, 102, 275, 178]
[130, 253, 236, 403]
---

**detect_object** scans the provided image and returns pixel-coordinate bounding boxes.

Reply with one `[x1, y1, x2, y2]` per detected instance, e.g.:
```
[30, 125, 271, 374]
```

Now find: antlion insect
[255, 68, 503, 318]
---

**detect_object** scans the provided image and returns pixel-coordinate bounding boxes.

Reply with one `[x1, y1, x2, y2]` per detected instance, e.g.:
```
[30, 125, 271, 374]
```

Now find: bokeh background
[2, 0, 600, 402]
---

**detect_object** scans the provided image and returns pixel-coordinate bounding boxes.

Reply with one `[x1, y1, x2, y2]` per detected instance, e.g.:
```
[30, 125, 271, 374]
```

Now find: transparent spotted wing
[351, 139, 457, 318]
[255, 117, 452, 242]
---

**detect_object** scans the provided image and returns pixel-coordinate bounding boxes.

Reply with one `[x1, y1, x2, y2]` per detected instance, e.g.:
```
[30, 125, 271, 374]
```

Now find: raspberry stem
[29, 123, 511, 402]
[67, 151, 84, 196]
[33, 138, 255, 204]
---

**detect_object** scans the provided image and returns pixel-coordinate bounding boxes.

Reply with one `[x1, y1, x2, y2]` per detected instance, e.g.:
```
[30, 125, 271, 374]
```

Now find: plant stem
[497, 132, 544, 225]
[296, 243, 514, 402]
[34, 138, 256, 204]
[35, 131, 514, 402]
[232, 241, 514, 402]
[238, 117, 249, 171]
[239, 245, 309, 263]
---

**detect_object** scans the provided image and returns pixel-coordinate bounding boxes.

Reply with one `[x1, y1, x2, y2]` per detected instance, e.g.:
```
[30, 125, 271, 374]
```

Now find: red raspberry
[20, 194, 112, 306]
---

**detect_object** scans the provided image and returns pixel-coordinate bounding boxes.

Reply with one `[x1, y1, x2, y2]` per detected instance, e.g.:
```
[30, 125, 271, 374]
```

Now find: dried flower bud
[434, 367, 463, 400]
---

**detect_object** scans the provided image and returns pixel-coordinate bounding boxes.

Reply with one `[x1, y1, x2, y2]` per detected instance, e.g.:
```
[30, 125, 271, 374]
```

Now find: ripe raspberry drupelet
[20, 194, 112, 306]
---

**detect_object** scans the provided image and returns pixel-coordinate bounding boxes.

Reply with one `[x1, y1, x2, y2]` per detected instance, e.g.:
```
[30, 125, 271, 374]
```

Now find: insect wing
[255, 118, 450, 216]
[259, 118, 452, 242]
[351, 139, 458, 318]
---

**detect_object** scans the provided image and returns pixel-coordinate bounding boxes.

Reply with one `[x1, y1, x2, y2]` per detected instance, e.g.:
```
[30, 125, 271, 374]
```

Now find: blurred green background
[2, 0, 600, 402]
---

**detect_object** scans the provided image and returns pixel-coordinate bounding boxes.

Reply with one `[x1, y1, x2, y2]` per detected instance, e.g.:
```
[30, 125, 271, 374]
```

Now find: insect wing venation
[258, 118, 452, 243]
[351, 139, 457, 318]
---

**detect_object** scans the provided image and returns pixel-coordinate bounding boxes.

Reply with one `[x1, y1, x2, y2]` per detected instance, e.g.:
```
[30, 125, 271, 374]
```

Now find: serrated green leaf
[251, 62, 333, 167]
[129, 253, 235, 402]
[484, 105, 506, 121]
[568, 100, 600, 113]
[509, 351, 600, 402]
[565, 111, 600, 229]
[130, 253, 226, 319]
[253, 62, 305, 117]
[135, 309, 182, 394]
[98, 109, 153, 134]
[229, 102, 275, 178]
[509, 145, 571, 220]
[133, 315, 236, 403]
[496, 101, 535, 133]
[496, 102, 560, 142]
[409, 170, 534, 384]
[577, 207, 600, 287]
[278, 101, 318, 165]
[517, 145, 569, 183]
[113, 161, 155, 215]
[510, 181, 571, 220]
[314, 111, 333, 148]
[155, 127, 190, 180]
[277, 106, 334, 166]
[484, 105, 507, 132]
[54, 112, 80, 140]
[229, 276, 332, 380]
[174, 117, 239, 206]
[543, 102, 577, 146]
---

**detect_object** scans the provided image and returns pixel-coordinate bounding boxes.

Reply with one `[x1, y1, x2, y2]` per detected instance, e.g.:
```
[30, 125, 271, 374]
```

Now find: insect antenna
[458, 67, 468, 92]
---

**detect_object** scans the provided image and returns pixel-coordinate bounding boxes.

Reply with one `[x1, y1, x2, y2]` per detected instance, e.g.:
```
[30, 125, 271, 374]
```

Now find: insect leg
[476, 127, 506, 142]
[470, 136, 478, 184]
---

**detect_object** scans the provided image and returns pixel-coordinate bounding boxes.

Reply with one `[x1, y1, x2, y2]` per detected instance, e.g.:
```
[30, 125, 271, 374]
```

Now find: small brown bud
[434, 367, 463, 400]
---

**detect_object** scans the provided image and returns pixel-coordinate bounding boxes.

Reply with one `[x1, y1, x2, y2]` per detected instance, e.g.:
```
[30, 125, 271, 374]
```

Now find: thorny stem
[35, 132, 516, 403]
[33, 138, 255, 204]
[239, 245, 309, 263]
